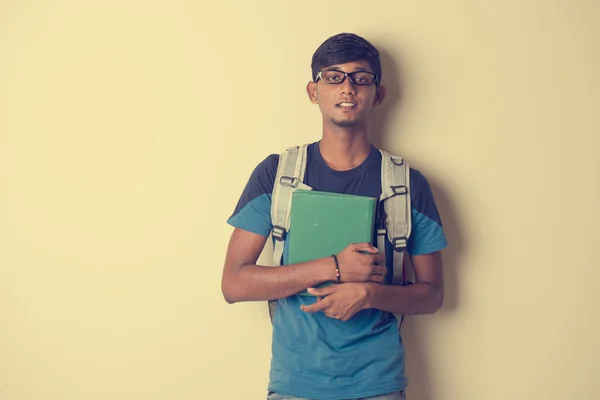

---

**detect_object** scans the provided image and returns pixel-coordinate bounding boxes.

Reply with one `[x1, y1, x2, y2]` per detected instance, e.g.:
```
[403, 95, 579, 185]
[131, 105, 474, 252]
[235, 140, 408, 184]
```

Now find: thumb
[351, 242, 379, 254]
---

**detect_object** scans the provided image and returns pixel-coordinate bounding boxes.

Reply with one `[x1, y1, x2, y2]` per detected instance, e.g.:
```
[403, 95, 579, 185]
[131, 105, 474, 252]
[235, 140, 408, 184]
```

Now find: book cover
[287, 189, 377, 296]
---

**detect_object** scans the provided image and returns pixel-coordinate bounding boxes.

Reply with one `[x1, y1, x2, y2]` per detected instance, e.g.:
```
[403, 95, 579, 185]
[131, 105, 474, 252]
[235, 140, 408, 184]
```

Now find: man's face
[306, 60, 385, 129]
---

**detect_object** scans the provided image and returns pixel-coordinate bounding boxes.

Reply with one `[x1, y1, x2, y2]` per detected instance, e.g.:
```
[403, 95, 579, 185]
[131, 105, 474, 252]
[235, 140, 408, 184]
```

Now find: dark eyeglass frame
[315, 70, 379, 86]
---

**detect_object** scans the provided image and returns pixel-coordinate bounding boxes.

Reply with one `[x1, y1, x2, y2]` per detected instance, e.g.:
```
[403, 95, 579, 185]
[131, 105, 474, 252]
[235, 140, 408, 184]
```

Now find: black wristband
[331, 254, 340, 284]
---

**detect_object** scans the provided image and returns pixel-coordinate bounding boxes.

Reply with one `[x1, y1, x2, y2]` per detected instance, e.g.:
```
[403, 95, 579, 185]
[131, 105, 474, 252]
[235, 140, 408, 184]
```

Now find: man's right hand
[336, 243, 387, 283]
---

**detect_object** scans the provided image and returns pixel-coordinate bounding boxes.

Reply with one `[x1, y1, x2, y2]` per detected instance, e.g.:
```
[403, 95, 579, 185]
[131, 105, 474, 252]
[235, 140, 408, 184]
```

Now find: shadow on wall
[371, 46, 466, 400]
[369, 48, 405, 151]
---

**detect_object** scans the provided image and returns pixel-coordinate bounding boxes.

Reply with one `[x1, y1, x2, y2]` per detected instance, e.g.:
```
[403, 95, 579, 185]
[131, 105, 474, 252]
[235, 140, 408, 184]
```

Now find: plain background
[1, 1, 599, 399]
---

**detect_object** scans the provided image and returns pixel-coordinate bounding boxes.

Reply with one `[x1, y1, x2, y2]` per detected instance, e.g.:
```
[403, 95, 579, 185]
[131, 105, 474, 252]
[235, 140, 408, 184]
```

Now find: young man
[222, 33, 448, 400]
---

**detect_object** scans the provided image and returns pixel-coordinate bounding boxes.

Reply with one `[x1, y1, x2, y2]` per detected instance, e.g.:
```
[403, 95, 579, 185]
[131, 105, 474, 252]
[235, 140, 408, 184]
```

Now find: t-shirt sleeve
[226, 154, 279, 237]
[407, 168, 449, 255]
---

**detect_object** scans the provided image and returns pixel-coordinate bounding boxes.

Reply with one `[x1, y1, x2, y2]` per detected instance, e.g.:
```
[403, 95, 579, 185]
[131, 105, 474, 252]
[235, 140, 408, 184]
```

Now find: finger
[373, 265, 388, 276]
[307, 285, 337, 297]
[351, 242, 379, 254]
[372, 253, 386, 264]
[369, 274, 384, 283]
[300, 298, 330, 313]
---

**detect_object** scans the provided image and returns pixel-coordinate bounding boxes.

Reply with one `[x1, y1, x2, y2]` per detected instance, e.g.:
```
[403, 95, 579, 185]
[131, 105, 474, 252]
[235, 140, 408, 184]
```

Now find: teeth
[339, 103, 356, 107]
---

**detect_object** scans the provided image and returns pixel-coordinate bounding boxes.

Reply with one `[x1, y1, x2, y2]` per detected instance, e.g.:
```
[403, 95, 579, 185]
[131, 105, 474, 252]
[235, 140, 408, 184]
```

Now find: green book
[287, 189, 377, 296]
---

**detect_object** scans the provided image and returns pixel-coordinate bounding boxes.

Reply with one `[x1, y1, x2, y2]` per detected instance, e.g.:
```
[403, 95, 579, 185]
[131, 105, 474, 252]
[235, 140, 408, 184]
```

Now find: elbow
[221, 274, 242, 304]
[429, 298, 443, 314]
[222, 290, 236, 304]
[429, 285, 444, 314]
[221, 281, 240, 304]
[415, 282, 443, 314]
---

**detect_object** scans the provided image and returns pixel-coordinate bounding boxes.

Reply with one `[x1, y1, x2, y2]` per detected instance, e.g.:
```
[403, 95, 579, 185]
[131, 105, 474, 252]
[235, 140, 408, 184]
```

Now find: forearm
[222, 257, 336, 303]
[364, 281, 443, 315]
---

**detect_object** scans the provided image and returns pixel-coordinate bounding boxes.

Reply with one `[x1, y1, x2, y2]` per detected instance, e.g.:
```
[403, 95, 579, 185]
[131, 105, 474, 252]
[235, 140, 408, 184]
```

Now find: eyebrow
[323, 65, 374, 73]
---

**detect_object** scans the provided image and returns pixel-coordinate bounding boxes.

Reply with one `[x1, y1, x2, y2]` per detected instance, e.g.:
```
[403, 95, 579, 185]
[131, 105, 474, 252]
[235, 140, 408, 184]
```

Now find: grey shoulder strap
[270, 144, 311, 266]
[268, 144, 311, 322]
[379, 149, 412, 258]
[378, 149, 412, 326]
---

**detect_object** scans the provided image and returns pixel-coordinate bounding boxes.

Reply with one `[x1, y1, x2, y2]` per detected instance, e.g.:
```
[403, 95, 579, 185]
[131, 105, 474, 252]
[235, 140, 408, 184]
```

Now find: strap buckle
[272, 225, 287, 241]
[391, 185, 408, 196]
[393, 236, 408, 251]
[390, 156, 404, 166]
[280, 176, 299, 188]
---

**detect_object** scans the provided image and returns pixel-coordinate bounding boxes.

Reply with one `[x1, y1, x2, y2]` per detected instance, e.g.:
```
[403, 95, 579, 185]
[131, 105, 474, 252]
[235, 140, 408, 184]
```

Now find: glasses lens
[320, 70, 345, 83]
[351, 72, 376, 85]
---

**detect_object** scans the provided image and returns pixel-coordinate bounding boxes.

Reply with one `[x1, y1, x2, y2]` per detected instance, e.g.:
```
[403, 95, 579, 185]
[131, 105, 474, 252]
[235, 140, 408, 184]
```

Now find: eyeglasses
[315, 70, 378, 86]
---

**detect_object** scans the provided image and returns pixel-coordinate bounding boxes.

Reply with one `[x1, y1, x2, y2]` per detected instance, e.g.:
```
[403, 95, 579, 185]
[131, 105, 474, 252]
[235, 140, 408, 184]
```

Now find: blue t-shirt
[227, 142, 448, 399]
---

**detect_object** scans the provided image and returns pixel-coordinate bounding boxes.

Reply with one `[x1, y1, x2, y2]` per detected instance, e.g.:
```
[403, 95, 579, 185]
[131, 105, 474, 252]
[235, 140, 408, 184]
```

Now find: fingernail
[307, 288, 315, 292]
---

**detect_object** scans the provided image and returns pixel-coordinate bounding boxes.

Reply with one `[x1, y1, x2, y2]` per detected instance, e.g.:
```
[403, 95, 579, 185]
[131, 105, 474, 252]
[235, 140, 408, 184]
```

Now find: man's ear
[306, 81, 319, 104]
[373, 84, 387, 106]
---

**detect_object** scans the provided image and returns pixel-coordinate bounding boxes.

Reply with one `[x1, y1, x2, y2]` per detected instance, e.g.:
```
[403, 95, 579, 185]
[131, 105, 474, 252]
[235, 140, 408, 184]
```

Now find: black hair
[311, 33, 381, 84]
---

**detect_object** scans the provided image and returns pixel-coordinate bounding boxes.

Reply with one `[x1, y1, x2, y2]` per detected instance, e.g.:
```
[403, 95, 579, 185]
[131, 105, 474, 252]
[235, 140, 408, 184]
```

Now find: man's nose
[338, 76, 357, 95]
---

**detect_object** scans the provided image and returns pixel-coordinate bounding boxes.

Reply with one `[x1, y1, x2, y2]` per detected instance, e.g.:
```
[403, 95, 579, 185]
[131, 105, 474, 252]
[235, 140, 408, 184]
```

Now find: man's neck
[319, 125, 372, 171]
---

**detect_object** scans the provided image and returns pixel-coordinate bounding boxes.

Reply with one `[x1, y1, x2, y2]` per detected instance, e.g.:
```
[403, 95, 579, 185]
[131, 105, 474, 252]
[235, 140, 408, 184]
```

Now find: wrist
[317, 256, 338, 283]
[362, 282, 379, 309]
[331, 254, 341, 283]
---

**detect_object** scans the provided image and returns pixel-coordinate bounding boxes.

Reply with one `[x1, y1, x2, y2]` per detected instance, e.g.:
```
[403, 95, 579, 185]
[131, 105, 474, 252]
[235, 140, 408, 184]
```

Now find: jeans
[266, 390, 405, 400]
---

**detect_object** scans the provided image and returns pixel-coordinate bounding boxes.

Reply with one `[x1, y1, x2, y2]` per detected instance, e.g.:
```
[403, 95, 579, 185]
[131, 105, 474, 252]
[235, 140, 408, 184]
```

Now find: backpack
[268, 144, 413, 327]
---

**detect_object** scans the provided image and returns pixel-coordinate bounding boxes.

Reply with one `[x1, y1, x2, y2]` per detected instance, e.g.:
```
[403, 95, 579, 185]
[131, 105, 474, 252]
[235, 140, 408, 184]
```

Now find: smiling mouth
[336, 102, 357, 109]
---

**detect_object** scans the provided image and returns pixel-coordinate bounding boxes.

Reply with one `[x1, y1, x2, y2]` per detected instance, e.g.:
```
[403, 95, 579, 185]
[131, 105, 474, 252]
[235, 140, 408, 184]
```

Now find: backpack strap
[268, 144, 311, 322]
[379, 149, 412, 327]
[379, 149, 412, 283]
[270, 144, 311, 266]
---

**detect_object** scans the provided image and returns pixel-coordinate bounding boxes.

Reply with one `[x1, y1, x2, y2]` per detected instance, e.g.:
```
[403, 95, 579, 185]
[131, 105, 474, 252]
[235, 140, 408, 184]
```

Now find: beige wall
[1, 1, 599, 399]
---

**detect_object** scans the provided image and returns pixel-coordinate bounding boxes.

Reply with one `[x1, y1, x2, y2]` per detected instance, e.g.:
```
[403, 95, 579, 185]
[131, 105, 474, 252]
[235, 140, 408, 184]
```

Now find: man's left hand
[300, 283, 372, 321]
